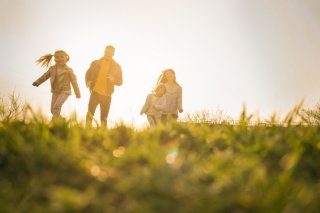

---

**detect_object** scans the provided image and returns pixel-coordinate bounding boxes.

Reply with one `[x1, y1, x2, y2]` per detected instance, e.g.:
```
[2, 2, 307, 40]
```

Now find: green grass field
[1, 97, 320, 212]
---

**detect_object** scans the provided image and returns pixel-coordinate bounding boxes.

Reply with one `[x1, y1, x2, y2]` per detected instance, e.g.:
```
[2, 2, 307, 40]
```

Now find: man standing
[85, 45, 123, 127]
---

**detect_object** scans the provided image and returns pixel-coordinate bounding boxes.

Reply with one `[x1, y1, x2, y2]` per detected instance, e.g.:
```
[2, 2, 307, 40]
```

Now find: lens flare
[165, 150, 178, 164]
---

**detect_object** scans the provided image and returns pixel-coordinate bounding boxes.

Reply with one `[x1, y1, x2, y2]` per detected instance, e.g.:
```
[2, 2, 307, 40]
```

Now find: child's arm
[140, 94, 151, 115]
[68, 69, 81, 98]
[32, 69, 51, 87]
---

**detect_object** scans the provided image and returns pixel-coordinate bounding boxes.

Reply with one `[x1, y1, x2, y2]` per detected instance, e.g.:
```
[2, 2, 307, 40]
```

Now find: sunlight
[1, 0, 320, 211]
[1, 0, 319, 128]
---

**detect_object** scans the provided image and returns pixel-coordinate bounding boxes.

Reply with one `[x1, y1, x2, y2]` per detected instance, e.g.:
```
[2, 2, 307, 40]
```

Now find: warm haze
[1, 0, 320, 126]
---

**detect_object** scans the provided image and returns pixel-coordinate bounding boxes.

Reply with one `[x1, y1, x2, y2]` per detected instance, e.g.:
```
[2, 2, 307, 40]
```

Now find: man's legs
[86, 92, 100, 127]
[100, 95, 112, 127]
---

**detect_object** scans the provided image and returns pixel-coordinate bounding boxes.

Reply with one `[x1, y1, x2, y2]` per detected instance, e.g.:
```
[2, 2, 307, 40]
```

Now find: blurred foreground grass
[0, 95, 320, 212]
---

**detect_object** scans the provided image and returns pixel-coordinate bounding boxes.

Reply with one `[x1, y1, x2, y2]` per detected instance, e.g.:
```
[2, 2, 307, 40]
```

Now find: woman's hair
[152, 83, 166, 94]
[36, 50, 69, 68]
[156, 69, 177, 85]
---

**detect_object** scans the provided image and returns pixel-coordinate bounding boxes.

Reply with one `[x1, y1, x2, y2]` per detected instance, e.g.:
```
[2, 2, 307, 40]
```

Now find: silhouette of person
[140, 83, 167, 126]
[156, 69, 183, 123]
[85, 45, 123, 127]
[32, 50, 81, 120]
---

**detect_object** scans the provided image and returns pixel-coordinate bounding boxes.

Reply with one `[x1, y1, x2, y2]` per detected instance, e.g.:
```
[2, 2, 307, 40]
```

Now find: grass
[0, 95, 320, 212]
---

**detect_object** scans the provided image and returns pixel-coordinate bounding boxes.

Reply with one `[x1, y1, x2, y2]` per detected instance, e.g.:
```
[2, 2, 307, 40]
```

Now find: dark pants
[86, 92, 112, 127]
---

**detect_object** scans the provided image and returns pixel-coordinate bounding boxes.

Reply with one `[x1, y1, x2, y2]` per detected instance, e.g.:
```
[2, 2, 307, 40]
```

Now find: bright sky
[1, 0, 320, 126]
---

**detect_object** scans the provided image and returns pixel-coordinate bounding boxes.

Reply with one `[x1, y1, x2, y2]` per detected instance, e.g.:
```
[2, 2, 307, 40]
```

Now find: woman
[157, 69, 183, 123]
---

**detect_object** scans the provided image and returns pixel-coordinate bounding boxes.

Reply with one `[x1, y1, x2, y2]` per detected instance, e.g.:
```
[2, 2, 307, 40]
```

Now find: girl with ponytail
[32, 50, 81, 119]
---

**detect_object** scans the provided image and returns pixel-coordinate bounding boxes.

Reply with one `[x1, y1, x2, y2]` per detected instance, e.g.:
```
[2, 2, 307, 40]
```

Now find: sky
[0, 0, 320, 126]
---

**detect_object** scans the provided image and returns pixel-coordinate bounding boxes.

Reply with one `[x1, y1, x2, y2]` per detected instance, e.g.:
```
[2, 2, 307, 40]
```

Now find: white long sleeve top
[162, 83, 183, 115]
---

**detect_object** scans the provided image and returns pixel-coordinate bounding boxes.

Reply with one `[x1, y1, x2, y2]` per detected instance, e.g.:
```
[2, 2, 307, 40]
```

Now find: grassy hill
[1, 97, 320, 212]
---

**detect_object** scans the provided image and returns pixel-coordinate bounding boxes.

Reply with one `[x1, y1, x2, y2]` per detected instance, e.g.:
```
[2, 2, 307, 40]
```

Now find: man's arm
[112, 63, 123, 86]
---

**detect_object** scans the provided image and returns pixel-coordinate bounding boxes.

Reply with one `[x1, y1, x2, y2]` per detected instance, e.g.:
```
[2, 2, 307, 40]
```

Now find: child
[32, 50, 81, 119]
[140, 83, 167, 126]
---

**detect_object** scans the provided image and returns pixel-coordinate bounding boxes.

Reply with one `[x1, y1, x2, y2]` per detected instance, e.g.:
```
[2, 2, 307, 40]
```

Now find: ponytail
[36, 54, 54, 68]
[36, 50, 69, 68]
